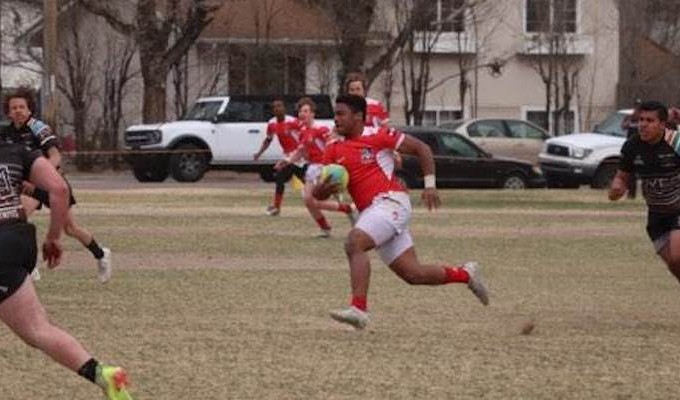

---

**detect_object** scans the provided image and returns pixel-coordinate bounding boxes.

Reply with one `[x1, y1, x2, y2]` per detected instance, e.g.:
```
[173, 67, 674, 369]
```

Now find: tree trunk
[141, 60, 168, 123]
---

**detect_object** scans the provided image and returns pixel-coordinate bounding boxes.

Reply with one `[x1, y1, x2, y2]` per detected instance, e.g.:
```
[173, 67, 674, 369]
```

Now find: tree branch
[78, 0, 136, 37]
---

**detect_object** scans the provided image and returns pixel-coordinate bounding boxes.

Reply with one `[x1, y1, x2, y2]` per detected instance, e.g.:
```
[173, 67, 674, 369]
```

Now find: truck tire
[169, 143, 209, 182]
[132, 165, 169, 182]
[501, 173, 527, 189]
[591, 162, 618, 189]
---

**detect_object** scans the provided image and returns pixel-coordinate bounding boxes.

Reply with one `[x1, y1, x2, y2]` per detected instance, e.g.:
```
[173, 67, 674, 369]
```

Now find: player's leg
[384, 235, 489, 305]
[63, 209, 112, 283]
[268, 164, 295, 215]
[657, 230, 680, 283]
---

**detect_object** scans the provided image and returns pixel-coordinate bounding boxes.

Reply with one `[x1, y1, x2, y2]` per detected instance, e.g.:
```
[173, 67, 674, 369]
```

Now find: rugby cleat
[265, 206, 280, 216]
[97, 248, 112, 284]
[330, 306, 369, 330]
[462, 261, 489, 306]
[98, 365, 134, 400]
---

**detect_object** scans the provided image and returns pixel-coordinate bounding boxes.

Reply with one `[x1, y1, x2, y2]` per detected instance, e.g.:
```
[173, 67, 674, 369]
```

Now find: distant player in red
[313, 95, 489, 329]
[344, 72, 389, 128]
[275, 97, 354, 237]
[254, 99, 304, 216]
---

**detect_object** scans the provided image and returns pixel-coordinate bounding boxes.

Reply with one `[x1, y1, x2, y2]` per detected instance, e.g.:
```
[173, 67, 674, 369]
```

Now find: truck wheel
[132, 165, 169, 182]
[169, 143, 209, 182]
[501, 173, 527, 189]
[591, 163, 618, 189]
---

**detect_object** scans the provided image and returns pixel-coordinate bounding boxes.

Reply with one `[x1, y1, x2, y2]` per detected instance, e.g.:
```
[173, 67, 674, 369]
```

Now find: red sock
[351, 295, 367, 311]
[337, 203, 352, 214]
[315, 216, 331, 230]
[443, 266, 469, 284]
[274, 193, 283, 208]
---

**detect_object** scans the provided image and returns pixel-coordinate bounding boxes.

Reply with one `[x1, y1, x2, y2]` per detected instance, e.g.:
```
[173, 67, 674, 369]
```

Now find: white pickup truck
[124, 95, 334, 182]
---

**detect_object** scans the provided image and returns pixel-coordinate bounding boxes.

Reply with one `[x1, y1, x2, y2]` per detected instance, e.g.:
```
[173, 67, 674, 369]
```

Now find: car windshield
[182, 101, 222, 121]
[438, 120, 465, 130]
[594, 112, 627, 137]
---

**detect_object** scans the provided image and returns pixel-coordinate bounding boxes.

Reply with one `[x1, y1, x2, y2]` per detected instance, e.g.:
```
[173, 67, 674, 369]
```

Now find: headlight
[571, 147, 593, 159]
[149, 130, 162, 144]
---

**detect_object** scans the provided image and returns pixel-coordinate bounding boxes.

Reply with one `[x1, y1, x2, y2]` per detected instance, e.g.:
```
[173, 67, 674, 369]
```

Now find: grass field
[1, 184, 678, 399]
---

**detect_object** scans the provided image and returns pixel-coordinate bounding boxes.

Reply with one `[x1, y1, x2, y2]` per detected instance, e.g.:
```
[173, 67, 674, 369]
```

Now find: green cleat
[98, 366, 134, 400]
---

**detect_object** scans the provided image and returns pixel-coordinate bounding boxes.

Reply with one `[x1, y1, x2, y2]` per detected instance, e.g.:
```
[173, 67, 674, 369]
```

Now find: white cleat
[265, 206, 280, 216]
[31, 266, 41, 282]
[463, 261, 489, 306]
[330, 306, 369, 330]
[316, 229, 332, 238]
[97, 248, 112, 284]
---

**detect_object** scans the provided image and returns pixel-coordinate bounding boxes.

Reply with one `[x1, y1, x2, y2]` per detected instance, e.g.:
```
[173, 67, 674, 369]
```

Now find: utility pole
[43, 0, 57, 126]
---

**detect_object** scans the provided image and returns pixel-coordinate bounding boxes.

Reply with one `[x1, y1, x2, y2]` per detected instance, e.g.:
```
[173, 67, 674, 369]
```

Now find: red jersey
[300, 124, 331, 164]
[323, 128, 405, 211]
[366, 97, 389, 128]
[267, 116, 301, 154]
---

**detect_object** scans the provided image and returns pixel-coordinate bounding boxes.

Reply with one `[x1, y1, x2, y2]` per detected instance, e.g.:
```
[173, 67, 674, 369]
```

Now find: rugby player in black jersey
[1, 87, 111, 283]
[610, 100, 680, 283]
[0, 141, 134, 399]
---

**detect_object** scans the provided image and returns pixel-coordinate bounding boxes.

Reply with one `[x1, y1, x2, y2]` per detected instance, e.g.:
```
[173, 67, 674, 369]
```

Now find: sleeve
[618, 139, 635, 173]
[266, 122, 275, 138]
[664, 128, 680, 156]
[377, 103, 389, 121]
[27, 118, 59, 151]
[373, 128, 405, 151]
[21, 147, 42, 181]
[322, 143, 336, 165]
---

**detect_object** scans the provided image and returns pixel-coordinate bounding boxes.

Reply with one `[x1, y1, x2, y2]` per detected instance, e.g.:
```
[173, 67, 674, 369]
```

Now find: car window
[594, 112, 627, 137]
[224, 100, 266, 122]
[183, 101, 223, 121]
[468, 120, 507, 138]
[411, 133, 441, 154]
[440, 133, 480, 157]
[506, 120, 546, 139]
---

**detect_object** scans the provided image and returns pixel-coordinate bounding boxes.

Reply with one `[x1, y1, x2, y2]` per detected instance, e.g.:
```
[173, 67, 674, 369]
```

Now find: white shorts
[305, 163, 323, 184]
[355, 192, 413, 265]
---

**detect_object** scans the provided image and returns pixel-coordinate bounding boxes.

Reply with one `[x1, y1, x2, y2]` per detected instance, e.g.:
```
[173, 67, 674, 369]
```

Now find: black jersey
[0, 142, 40, 225]
[620, 135, 680, 213]
[0, 118, 58, 155]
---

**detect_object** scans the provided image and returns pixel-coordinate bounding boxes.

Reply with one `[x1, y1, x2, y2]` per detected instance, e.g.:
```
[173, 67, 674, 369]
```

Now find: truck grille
[547, 144, 570, 157]
[125, 130, 160, 146]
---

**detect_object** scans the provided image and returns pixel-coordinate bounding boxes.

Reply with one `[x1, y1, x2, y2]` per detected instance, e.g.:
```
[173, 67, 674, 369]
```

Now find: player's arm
[275, 144, 305, 171]
[665, 128, 680, 156]
[608, 170, 630, 201]
[44, 146, 62, 170]
[28, 156, 69, 268]
[397, 134, 440, 210]
[253, 136, 273, 160]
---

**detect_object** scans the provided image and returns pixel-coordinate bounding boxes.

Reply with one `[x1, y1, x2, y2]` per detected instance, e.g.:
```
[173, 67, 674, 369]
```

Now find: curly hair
[3, 86, 37, 116]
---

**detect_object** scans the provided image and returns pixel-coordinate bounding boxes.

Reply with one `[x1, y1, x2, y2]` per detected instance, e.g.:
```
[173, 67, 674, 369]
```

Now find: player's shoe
[463, 261, 489, 306]
[31, 266, 41, 282]
[265, 206, 280, 216]
[330, 306, 369, 329]
[97, 365, 134, 400]
[316, 229, 331, 238]
[98, 248, 112, 284]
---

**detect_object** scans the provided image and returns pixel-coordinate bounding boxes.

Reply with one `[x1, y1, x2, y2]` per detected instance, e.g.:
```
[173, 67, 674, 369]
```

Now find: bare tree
[80, 0, 222, 123]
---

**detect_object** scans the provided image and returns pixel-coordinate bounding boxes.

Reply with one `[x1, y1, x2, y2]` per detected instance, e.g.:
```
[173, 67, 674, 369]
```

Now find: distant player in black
[0, 141, 134, 399]
[1, 87, 112, 283]
[609, 100, 680, 283]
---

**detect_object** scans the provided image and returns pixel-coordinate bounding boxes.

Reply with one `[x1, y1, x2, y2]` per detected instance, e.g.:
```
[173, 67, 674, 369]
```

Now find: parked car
[124, 94, 334, 182]
[538, 109, 632, 188]
[397, 126, 546, 189]
[439, 118, 551, 164]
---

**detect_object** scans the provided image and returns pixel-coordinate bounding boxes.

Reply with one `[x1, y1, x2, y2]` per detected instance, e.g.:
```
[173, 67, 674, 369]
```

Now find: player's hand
[608, 179, 626, 201]
[42, 239, 63, 269]
[313, 176, 340, 200]
[22, 181, 35, 195]
[421, 188, 440, 211]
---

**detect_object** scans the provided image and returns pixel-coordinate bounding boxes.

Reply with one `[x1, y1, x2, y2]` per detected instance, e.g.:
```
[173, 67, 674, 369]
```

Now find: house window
[228, 45, 306, 95]
[525, 0, 577, 33]
[423, 109, 463, 126]
[417, 0, 465, 33]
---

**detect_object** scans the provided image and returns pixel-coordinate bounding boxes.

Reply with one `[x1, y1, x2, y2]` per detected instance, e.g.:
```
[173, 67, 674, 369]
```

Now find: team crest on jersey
[361, 148, 374, 163]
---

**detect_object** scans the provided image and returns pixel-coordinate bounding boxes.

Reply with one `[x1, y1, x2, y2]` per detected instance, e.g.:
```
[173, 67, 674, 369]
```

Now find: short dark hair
[639, 100, 668, 121]
[3, 86, 37, 115]
[297, 96, 316, 113]
[336, 95, 366, 119]
[344, 72, 366, 93]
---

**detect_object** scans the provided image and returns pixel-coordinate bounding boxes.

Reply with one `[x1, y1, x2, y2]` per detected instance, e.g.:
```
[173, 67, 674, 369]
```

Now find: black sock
[87, 239, 105, 259]
[77, 358, 99, 383]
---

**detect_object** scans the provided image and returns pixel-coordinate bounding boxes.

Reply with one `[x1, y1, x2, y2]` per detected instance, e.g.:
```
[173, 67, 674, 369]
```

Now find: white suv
[538, 110, 632, 188]
[124, 95, 334, 182]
